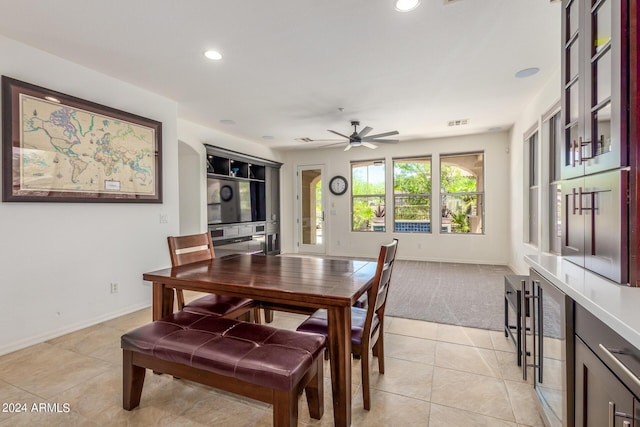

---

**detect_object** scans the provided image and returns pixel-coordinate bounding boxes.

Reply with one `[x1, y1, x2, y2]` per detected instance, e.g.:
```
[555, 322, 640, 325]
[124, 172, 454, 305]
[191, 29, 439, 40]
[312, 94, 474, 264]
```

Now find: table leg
[152, 282, 174, 320]
[327, 305, 352, 427]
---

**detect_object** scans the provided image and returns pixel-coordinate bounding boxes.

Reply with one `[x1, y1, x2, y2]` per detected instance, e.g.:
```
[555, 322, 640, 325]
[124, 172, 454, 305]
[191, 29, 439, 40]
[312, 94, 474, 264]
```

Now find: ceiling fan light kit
[395, 0, 421, 12]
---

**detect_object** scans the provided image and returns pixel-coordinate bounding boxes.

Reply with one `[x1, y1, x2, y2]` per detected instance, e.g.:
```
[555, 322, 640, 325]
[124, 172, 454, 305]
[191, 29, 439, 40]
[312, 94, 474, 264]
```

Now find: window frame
[350, 159, 386, 233]
[543, 102, 562, 254]
[439, 151, 485, 235]
[524, 125, 540, 247]
[392, 156, 432, 233]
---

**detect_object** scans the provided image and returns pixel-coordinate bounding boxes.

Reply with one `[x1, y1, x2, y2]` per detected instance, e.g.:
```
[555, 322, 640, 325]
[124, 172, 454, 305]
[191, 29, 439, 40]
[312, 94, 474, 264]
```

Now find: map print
[19, 94, 157, 196]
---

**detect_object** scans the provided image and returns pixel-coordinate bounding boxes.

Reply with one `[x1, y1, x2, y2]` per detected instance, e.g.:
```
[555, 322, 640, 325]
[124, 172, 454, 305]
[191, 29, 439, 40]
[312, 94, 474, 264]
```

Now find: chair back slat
[373, 239, 397, 313]
[364, 238, 398, 338]
[168, 233, 216, 267]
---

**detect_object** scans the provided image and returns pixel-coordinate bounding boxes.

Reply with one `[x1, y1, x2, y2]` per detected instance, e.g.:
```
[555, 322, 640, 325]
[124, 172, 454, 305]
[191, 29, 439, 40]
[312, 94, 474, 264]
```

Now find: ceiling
[0, 0, 561, 150]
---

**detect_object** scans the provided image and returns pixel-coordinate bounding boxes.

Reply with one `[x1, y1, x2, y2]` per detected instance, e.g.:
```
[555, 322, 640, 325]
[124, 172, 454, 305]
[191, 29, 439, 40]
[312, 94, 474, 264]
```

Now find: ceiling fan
[324, 121, 399, 151]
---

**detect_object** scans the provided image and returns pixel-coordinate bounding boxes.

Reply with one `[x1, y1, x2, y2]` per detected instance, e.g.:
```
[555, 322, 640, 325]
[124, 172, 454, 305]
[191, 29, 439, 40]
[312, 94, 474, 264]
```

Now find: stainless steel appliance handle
[590, 192, 596, 256]
[565, 194, 570, 247]
[599, 344, 640, 390]
[521, 280, 527, 380]
[522, 280, 540, 381]
[536, 282, 542, 383]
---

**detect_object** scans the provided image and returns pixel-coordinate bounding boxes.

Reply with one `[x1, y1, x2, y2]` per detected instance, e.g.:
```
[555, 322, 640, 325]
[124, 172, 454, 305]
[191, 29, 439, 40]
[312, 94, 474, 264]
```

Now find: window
[351, 160, 385, 232]
[547, 111, 562, 254]
[393, 157, 431, 233]
[525, 131, 539, 246]
[440, 152, 484, 234]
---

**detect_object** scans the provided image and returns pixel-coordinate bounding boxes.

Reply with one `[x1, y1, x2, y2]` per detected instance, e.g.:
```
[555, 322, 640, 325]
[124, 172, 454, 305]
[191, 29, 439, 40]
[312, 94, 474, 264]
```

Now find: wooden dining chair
[167, 233, 260, 322]
[296, 238, 399, 410]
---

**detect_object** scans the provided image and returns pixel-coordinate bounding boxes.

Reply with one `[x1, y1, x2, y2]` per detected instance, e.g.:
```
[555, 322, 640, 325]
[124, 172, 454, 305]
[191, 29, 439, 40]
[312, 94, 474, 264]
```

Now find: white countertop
[525, 254, 640, 349]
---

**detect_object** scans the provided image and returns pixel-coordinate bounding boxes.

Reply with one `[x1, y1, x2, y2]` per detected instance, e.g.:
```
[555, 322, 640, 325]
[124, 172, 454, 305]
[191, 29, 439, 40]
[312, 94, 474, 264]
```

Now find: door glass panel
[567, 1, 579, 38]
[593, 0, 611, 54]
[301, 169, 323, 245]
[593, 102, 612, 155]
[568, 39, 579, 81]
[549, 184, 562, 254]
[594, 49, 611, 104]
[568, 81, 579, 123]
[566, 124, 579, 167]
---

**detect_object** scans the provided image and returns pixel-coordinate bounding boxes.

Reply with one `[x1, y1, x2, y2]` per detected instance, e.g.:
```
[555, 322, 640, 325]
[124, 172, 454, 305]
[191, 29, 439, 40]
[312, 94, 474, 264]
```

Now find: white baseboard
[0, 301, 151, 357]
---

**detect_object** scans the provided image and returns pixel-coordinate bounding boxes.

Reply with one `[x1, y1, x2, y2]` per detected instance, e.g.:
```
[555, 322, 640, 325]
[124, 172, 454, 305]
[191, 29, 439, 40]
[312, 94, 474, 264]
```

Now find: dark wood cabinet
[561, 0, 629, 180]
[574, 303, 640, 426]
[560, 0, 633, 284]
[575, 337, 635, 426]
[561, 169, 628, 282]
[204, 145, 281, 255]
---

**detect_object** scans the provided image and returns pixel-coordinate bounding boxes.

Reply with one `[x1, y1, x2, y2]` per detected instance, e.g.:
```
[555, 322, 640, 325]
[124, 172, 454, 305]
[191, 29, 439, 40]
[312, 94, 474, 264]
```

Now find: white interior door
[297, 165, 326, 254]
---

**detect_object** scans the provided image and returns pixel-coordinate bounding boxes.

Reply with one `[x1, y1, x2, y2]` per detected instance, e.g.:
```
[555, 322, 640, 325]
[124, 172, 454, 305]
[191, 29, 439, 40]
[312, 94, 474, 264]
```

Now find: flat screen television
[207, 177, 265, 225]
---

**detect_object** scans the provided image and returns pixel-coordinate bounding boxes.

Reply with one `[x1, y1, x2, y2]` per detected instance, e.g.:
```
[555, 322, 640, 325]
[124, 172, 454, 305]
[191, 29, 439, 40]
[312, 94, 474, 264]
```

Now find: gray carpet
[385, 260, 514, 331]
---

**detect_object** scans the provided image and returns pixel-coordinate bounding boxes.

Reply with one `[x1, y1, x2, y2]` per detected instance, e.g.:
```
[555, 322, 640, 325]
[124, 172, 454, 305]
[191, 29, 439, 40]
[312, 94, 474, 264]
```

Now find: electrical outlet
[110, 283, 119, 294]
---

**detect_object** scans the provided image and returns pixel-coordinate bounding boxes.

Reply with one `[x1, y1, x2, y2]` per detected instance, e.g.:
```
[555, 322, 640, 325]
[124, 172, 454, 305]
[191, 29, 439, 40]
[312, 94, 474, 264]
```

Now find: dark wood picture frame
[2, 76, 162, 203]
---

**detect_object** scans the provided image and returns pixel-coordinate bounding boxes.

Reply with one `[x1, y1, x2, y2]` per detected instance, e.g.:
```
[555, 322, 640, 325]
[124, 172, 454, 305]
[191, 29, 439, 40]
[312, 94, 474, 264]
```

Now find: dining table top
[143, 253, 378, 427]
[142, 254, 378, 309]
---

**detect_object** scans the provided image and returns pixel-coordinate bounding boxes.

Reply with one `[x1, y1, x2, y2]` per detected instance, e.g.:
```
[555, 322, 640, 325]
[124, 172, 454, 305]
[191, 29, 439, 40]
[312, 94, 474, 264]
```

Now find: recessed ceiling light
[204, 50, 222, 61]
[219, 119, 235, 125]
[395, 0, 421, 12]
[515, 67, 540, 78]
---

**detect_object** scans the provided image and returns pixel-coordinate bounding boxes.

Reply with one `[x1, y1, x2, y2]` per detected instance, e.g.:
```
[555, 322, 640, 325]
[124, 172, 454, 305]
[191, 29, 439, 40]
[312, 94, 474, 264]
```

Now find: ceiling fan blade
[368, 139, 399, 144]
[328, 130, 350, 139]
[357, 126, 373, 138]
[344, 144, 353, 151]
[361, 142, 378, 149]
[362, 130, 399, 140]
[320, 141, 349, 148]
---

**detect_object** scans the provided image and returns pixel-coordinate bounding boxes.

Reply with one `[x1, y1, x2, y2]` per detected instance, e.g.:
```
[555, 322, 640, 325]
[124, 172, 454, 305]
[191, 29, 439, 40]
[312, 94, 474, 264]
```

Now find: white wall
[280, 132, 511, 264]
[0, 36, 180, 355]
[508, 68, 561, 274]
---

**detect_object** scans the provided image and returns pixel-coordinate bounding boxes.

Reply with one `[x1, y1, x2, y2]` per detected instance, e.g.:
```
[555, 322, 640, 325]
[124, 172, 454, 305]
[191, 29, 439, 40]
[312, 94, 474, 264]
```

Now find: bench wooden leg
[264, 308, 274, 323]
[123, 350, 146, 410]
[272, 389, 298, 427]
[304, 357, 324, 420]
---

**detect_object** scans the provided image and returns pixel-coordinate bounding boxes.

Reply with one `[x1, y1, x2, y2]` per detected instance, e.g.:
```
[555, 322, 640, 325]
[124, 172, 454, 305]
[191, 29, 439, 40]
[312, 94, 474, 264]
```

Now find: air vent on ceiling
[448, 119, 469, 127]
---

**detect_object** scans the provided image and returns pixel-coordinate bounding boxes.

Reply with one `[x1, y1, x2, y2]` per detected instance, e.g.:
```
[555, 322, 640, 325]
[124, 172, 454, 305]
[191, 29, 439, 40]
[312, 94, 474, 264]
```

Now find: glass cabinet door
[561, 0, 628, 179]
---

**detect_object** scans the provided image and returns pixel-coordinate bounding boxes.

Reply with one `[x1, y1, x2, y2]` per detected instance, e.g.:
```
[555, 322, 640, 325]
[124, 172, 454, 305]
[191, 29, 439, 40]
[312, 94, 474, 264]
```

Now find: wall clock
[329, 175, 348, 195]
[220, 185, 233, 201]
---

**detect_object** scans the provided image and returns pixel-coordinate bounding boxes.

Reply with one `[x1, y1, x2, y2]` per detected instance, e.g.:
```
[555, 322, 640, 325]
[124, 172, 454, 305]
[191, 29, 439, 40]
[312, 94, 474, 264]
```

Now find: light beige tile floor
[0, 307, 544, 426]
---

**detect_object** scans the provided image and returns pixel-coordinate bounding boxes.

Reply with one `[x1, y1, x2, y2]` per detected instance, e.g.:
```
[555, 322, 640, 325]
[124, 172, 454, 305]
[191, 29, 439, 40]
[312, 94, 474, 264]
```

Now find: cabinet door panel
[561, 0, 627, 179]
[575, 337, 634, 426]
[583, 170, 628, 283]
[561, 179, 585, 266]
[584, 0, 627, 175]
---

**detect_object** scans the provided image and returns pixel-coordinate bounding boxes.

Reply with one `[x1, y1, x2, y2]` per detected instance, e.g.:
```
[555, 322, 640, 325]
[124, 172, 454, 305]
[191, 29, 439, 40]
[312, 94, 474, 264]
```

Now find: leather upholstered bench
[121, 311, 326, 426]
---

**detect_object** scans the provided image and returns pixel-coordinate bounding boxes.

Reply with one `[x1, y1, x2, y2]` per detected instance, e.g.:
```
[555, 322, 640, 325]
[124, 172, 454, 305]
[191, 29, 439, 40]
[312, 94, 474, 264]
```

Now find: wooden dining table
[143, 254, 378, 427]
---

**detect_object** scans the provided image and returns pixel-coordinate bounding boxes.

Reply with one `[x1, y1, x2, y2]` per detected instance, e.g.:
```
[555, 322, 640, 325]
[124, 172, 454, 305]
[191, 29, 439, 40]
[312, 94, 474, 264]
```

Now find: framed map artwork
[1, 76, 162, 203]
